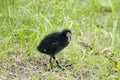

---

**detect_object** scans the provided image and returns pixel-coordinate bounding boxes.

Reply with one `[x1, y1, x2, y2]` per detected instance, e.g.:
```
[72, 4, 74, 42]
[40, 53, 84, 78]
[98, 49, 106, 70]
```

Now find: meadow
[0, 0, 120, 80]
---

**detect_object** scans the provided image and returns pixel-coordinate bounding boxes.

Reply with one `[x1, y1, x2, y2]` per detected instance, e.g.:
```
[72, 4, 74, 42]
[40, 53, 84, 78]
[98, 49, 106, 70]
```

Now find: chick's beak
[67, 32, 71, 43]
[68, 37, 71, 43]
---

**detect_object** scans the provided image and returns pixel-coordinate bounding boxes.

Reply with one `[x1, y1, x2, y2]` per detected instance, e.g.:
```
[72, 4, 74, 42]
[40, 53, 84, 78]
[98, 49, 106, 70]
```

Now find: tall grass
[0, 0, 120, 80]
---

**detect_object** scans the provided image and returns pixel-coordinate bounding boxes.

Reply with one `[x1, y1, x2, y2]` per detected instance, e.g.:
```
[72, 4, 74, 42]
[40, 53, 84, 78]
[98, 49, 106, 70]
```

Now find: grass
[0, 0, 120, 80]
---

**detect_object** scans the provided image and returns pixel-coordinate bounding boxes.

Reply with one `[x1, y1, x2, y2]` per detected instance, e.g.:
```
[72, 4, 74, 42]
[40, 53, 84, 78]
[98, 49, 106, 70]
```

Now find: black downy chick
[38, 29, 71, 69]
